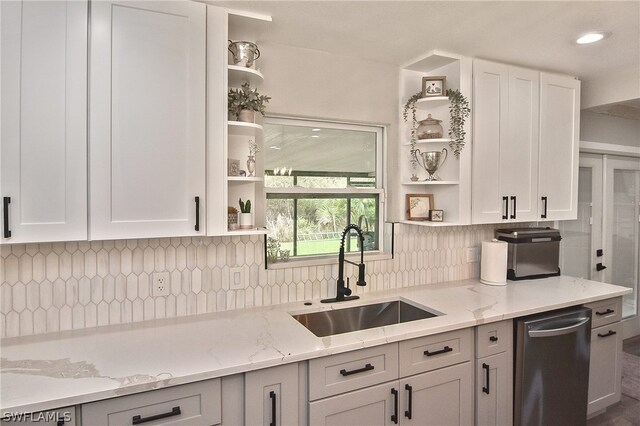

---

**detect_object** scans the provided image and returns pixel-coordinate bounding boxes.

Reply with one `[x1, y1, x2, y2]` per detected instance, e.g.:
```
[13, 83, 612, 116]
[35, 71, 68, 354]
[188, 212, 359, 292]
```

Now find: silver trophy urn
[414, 148, 448, 181]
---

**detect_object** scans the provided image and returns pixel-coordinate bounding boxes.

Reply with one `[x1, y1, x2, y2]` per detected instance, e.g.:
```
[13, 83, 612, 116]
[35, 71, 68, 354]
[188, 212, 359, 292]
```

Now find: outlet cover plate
[230, 267, 245, 290]
[152, 272, 170, 296]
[466, 247, 480, 263]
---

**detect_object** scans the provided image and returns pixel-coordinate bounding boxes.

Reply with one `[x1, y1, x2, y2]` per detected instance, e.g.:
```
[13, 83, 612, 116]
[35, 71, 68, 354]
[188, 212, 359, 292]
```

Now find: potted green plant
[402, 88, 470, 160]
[228, 83, 271, 123]
[238, 198, 252, 229]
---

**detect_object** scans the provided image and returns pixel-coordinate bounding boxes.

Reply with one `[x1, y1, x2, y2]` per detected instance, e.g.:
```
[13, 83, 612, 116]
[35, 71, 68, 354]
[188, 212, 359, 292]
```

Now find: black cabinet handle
[56, 420, 65, 426]
[482, 363, 490, 394]
[3, 197, 11, 238]
[596, 308, 614, 316]
[510, 196, 516, 219]
[596, 263, 607, 271]
[424, 345, 453, 357]
[597, 330, 617, 338]
[404, 384, 413, 419]
[541, 196, 548, 219]
[132, 406, 181, 425]
[391, 387, 398, 424]
[269, 391, 276, 426]
[194, 196, 200, 232]
[489, 336, 498, 342]
[340, 363, 374, 376]
[502, 196, 508, 220]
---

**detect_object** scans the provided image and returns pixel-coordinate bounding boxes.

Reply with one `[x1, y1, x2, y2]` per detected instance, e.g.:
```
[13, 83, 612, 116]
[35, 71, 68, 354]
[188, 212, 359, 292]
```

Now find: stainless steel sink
[292, 300, 439, 337]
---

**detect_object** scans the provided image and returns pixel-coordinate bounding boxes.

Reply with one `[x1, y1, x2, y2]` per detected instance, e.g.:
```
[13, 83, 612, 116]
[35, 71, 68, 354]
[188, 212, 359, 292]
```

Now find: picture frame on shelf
[428, 209, 444, 222]
[422, 76, 446, 97]
[406, 193, 434, 220]
[228, 159, 240, 176]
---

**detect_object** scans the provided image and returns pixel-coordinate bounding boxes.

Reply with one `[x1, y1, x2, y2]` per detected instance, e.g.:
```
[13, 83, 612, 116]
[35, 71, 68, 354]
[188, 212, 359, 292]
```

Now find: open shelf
[228, 176, 263, 182]
[228, 121, 263, 136]
[224, 228, 270, 236]
[400, 220, 461, 227]
[415, 96, 449, 109]
[402, 138, 452, 146]
[228, 65, 264, 87]
[402, 181, 460, 185]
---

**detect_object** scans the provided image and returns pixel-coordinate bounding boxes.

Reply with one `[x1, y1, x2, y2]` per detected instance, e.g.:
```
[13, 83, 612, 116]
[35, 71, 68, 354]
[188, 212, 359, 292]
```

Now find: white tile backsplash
[0, 224, 518, 338]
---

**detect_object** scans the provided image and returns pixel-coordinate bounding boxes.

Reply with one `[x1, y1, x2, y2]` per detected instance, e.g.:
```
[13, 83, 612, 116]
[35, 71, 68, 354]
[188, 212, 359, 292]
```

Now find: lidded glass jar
[416, 114, 444, 140]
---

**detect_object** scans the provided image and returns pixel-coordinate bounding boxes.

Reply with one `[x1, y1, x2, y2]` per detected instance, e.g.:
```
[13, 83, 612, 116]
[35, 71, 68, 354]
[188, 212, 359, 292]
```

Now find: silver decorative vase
[414, 148, 448, 181]
[247, 155, 256, 177]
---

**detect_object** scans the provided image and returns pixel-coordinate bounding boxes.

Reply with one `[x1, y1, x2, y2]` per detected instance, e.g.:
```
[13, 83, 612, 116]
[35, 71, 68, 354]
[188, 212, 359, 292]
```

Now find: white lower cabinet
[81, 379, 221, 426]
[0, 407, 77, 426]
[587, 322, 623, 416]
[245, 363, 299, 426]
[475, 353, 512, 426]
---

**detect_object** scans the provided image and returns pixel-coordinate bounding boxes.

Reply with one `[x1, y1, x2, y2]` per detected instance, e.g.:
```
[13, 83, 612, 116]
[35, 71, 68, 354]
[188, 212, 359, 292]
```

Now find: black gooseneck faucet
[321, 224, 367, 303]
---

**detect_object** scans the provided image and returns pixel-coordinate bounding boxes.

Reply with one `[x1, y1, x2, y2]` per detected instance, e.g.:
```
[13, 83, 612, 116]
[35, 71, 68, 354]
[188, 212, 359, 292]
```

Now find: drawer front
[81, 379, 221, 426]
[585, 297, 622, 329]
[1, 407, 76, 426]
[475, 320, 512, 358]
[308, 343, 399, 401]
[399, 328, 473, 377]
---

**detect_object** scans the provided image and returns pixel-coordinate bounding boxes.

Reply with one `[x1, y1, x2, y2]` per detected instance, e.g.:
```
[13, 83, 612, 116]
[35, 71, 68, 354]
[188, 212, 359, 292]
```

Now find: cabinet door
[245, 364, 299, 426]
[1, 0, 87, 244]
[588, 322, 623, 415]
[501, 67, 539, 222]
[309, 381, 397, 426]
[400, 362, 473, 426]
[538, 73, 580, 221]
[89, 1, 206, 240]
[476, 353, 513, 426]
[472, 60, 509, 224]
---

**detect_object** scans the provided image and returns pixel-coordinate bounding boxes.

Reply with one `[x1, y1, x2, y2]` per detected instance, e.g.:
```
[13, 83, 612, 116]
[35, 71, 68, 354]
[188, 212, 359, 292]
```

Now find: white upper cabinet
[1, 1, 88, 244]
[472, 60, 539, 224]
[538, 73, 580, 221]
[89, 0, 206, 240]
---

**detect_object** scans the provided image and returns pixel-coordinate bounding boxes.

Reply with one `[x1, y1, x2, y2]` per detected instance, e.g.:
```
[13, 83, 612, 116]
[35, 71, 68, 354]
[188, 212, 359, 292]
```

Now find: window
[264, 118, 384, 259]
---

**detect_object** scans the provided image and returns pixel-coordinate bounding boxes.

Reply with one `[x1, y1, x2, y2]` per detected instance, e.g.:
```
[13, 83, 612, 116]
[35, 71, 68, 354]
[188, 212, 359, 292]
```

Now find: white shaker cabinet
[538, 73, 581, 221]
[245, 363, 300, 426]
[1, 0, 88, 244]
[471, 60, 539, 224]
[89, 0, 207, 240]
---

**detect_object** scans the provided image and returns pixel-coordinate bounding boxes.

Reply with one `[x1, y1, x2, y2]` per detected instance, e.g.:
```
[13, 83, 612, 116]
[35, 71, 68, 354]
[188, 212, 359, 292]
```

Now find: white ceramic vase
[238, 110, 255, 123]
[239, 213, 253, 229]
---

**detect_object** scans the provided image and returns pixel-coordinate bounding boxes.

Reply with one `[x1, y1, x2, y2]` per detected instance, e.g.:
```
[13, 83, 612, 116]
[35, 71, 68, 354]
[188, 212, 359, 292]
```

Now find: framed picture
[406, 193, 435, 220]
[228, 159, 240, 176]
[429, 209, 444, 222]
[422, 76, 446, 97]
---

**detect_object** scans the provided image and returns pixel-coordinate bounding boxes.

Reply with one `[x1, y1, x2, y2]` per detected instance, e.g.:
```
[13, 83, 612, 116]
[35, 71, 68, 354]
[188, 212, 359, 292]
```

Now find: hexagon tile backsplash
[0, 224, 508, 338]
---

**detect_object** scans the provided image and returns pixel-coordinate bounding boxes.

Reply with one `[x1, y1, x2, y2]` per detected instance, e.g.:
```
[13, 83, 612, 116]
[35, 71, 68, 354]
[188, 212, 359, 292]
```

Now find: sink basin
[292, 300, 440, 337]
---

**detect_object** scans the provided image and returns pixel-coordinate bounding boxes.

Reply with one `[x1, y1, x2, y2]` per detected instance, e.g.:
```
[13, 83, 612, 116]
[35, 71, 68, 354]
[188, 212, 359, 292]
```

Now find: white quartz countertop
[0, 276, 631, 413]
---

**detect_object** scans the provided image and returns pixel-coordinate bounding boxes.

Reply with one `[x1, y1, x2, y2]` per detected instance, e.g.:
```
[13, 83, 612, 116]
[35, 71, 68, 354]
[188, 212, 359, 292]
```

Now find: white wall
[580, 111, 640, 147]
[257, 42, 402, 220]
[582, 67, 640, 110]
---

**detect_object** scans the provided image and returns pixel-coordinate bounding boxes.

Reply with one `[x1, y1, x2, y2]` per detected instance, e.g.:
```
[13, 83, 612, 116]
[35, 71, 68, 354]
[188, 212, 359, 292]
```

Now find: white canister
[480, 239, 508, 286]
[239, 213, 253, 229]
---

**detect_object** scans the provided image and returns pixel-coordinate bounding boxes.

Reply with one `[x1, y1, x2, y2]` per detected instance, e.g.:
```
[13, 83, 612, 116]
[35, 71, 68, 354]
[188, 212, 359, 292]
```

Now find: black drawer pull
[3, 197, 11, 238]
[597, 330, 617, 338]
[596, 309, 614, 316]
[194, 196, 200, 232]
[132, 406, 181, 425]
[424, 346, 453, 357]
[541, 196, 548, 219]
[482, 363, 490, 394]
[404, 384, 413, 419]
[340, 363, 374, 376]
[489, 336, 498, 342]
[269, 390, 276, 426]
[510, 196, 516, 219]
[391, 387, 399, 424]
[502, 196, 509, 220]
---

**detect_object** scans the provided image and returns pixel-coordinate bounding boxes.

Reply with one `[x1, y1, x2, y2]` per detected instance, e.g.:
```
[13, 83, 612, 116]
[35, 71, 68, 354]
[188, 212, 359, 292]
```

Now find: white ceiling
[212, 0, 639, 85]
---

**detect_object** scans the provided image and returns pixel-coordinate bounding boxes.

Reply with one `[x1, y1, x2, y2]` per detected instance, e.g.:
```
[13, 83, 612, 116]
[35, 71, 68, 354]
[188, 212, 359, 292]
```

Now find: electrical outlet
[466, 247, 480, 263]
[230, 267, 245, 290]
[152, 272, 170, 296]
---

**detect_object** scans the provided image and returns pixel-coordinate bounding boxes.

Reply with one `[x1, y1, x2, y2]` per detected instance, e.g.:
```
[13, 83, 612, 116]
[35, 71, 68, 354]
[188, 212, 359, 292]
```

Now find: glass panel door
[605, 155, 640, 337]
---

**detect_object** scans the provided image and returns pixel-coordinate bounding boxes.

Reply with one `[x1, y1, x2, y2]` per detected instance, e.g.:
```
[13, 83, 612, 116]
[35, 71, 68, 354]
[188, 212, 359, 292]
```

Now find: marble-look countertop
[0, 276, 631, 413]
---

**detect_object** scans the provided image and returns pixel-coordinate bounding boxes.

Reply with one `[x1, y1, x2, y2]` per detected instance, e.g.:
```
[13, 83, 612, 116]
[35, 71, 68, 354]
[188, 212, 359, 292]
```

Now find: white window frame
[264, 116, 386, 263]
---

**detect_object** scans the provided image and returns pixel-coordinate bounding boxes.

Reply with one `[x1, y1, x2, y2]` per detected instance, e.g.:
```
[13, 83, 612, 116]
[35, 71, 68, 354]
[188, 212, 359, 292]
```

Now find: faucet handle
[344, 278, 352, 296]
[357, 264, 367, 286]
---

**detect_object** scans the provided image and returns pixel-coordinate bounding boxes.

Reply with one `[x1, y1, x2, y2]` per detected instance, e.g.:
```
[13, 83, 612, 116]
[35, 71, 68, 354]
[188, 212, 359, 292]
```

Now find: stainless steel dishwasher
[514, 306, 592, 426]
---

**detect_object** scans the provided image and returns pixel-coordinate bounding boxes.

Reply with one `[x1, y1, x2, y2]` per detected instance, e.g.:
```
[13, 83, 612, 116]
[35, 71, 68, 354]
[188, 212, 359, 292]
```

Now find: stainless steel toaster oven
[495, 228, 561, 280]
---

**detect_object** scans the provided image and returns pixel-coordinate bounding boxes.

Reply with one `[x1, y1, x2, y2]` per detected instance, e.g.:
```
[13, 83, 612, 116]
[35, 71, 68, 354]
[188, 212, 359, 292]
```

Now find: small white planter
[238, 110, 255, 123]
[239, 213, 253, 229]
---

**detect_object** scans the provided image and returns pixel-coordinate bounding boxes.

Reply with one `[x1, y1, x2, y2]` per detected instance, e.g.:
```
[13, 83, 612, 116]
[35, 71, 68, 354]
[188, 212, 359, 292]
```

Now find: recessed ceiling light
[576, 31, 610, 44]
[311, 135, 320, 138]
[311, 128, 321, 132]
[269, 146, 281, 150]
